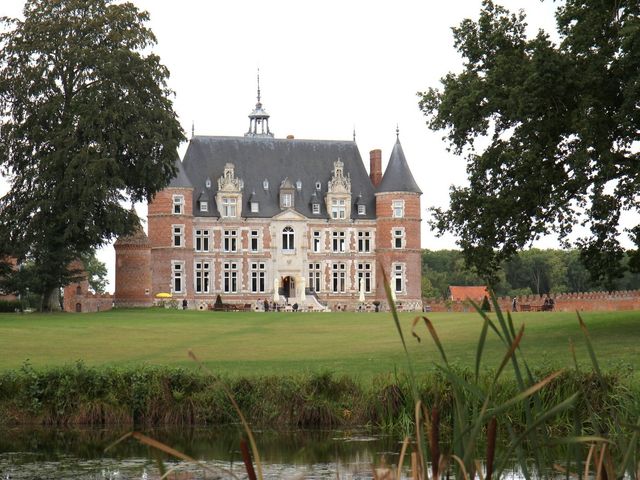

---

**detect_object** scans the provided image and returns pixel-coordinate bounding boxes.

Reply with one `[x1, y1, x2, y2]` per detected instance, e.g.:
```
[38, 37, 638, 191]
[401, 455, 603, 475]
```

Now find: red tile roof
[449, 286, 489, 302]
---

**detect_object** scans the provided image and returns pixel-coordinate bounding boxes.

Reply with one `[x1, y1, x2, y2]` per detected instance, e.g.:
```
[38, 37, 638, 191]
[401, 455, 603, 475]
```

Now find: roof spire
[245, 69, 274, 138]
[396, 123, 399, 140]
[191, 120, 195, 139]
[257, 68, 261, 104]
[352, 125, 356, 142]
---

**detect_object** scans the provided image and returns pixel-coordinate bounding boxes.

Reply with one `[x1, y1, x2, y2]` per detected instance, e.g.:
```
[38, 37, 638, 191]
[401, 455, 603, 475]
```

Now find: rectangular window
[199, 201, 208, 212]
[194, 261, 211, 294]
[332, 262, 346, 293]
[357, 262, 372, 293]
[222, 197, 237, 217]
[173, 225, 184, 247]
[173, 195, 184, 215]
[312, 231, 321, 253]
[393, 228, 404, 249]
[250, 202, 259, 213]
[223, 261, 238, 293]
[194, 229, 210, 252]
[250, 229, 260, 252]
[250, 262, 266, 293]
[331, 198, 346, 219]
[394, 263, 404, 293]
[282, 193, 293, 208]
[308, 263, 322, 292]
[312, 203, 320, 214]
[172, 262, 184, 294]
[392, 200, 404, 218]
[332, 231, 346, 252]
[357, 204, 366, 215]
[223, 229, 237, 252]
[358, 231, 371, 252]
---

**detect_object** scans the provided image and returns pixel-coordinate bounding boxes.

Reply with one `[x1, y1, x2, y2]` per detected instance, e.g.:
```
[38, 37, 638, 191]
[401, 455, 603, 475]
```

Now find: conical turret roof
[168, 156, 193, 188]
[377, 137, 421, 194]
[114, 219, 150, 246]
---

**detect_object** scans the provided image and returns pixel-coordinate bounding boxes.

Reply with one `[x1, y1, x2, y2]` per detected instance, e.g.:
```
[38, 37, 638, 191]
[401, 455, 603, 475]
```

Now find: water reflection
[0, 426, 404, 479]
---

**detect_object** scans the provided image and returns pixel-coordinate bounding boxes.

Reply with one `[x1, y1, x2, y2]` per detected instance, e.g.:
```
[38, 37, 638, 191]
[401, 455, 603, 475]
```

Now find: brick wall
[424, 290, 640, 313]
[63, 261, 114, 313]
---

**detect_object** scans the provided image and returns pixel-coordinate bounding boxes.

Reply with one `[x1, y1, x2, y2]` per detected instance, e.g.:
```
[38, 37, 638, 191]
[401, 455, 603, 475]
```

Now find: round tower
[375, 132, 422, 311]
[114, 221, 152, 307]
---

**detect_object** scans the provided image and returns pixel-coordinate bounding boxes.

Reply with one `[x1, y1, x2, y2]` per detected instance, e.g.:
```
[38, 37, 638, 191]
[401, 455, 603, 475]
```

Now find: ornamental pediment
[271, 209, 308, 221]
[217, 163, 244, 192]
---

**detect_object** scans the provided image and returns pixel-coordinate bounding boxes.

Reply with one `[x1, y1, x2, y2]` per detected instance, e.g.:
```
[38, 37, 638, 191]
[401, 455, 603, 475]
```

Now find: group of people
[511, 295, 555, 312]
[257, 298, 299, 312]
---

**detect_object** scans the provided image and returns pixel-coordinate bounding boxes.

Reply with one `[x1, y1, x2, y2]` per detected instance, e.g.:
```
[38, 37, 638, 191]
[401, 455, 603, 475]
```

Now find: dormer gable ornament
[218, 163, 243, 192]
[327, 158, 351, 194]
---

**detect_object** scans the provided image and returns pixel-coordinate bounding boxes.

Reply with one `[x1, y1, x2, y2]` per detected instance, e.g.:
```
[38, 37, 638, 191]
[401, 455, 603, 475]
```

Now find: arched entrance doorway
[75, 303, 82, 313]
[282, 276, 295, 300]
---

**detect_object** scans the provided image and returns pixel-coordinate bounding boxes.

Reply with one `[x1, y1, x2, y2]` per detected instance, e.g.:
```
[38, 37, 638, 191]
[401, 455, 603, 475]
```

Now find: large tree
[0, 0, 184, 308]
[419, 0, 640, 287]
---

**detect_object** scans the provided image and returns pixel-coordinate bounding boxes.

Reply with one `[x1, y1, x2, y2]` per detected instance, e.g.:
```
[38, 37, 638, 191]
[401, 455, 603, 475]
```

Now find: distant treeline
[422, 249, 640, 299]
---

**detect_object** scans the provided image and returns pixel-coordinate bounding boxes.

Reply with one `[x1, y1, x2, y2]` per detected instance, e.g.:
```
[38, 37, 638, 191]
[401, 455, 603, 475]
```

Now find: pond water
[0, 426, 407, 479]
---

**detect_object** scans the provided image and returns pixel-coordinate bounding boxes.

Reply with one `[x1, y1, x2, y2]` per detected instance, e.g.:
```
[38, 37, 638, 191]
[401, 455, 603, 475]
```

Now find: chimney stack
[369, 149, 382, 187]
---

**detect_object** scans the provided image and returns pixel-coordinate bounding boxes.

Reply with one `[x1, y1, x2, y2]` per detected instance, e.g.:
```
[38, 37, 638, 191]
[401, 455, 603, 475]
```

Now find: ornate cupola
[245, 70, 274, 138]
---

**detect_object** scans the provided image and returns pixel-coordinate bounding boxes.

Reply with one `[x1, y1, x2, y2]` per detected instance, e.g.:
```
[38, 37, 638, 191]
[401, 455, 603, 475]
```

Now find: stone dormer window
[263, 179, 269, 190]
[325, 159, 351, 220]
[216, 163, 243, 218]
[250, 201, 259, 213]
[200, 201, 208, 212]
[296, 180, 302, 191]
[280, 178, 295, 209]
[358, 204, 366, 215]
[312, 203, 320, 214]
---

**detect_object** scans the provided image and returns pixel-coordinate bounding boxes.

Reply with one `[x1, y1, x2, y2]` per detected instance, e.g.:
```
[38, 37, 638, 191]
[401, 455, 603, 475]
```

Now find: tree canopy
[0, 0, 185, 308]
[419, 0, 640, 287]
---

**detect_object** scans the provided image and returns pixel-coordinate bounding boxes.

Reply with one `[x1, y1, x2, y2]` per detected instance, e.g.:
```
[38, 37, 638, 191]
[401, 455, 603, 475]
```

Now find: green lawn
[0, 308, 638, 379]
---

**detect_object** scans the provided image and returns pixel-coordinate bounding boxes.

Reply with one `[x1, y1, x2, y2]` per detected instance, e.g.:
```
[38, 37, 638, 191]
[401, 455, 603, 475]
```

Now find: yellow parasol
[155, 292, 172, 298]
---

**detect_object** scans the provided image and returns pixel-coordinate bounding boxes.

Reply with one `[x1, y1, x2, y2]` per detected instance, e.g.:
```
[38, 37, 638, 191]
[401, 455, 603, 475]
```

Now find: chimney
[369, 149, 382, 187]
[286, 134, 294, 140]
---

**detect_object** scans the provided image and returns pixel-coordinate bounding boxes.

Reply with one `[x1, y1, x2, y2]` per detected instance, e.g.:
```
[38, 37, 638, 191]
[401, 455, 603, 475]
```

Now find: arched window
[282, 226, 295, 251]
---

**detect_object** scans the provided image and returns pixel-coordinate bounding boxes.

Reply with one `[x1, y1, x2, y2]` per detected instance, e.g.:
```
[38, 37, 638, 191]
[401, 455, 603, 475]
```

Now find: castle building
[114, 88, 422, 311]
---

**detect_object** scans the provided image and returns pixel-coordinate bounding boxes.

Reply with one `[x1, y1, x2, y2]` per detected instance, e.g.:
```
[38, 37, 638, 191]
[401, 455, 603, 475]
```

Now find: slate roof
[378, 138, 422, 194]
[180, 136, 378, 219]
[167, 156, 193, 188]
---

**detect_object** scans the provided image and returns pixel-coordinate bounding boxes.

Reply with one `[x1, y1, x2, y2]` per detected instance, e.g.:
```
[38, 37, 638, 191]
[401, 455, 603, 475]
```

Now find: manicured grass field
[0, 308, 638, 379]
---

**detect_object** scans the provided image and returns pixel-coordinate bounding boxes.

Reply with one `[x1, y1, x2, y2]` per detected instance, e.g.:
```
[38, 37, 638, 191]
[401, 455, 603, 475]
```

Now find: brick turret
[375, 135, 422, 310]
[114, 221, 152, 307]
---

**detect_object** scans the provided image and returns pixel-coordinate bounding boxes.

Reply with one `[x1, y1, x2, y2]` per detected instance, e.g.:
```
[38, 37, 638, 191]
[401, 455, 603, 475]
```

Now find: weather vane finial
[396, 123, 399, 139]
[191, 120, 194, 139]
[353, 125, 356, 142]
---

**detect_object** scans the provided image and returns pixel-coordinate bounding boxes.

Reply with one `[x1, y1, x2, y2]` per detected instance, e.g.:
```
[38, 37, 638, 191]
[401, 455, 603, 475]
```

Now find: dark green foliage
[422, 248, 640, 298]
[420, 0, 640, 287]
[78, 252, 108, 294]
[0, 300, 20, 312]
[0, 0, 185, 309]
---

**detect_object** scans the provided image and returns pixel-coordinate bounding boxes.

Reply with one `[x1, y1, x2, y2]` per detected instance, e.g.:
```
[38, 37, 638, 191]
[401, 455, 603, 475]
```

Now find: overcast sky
[0, 1, 571, 290]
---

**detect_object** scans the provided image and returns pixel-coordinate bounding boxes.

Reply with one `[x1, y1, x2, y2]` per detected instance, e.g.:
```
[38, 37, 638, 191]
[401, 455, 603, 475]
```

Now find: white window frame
[282, 226, 295, 252]
[194, 261, 211, 294]
[358, 231, 371, 253]
[250, 201, 259, 213]
[250, 262, 266, 293]
[194, 229, 210, 252]
[199, 201, 208, 212]
[173, 195, 184, 215]
[393, 263, 405, 293]
[357, 204, 366, 215]
[312, 203, 320, 214]
[331, 198, 346, 219]
[250, 229, 260, 252]
[392, 199, 405, 218]
[332, 231, 346, 253]
[357, 262, 372, 293]
[308, 262, 321, 292]
[393, 228, 405, 249]
[312, 231, 321, 253]
[172, 261, 184, 294]
[223, 261, 239, 293]
[281, 192, 293, 208]
[172, 225, 184, 248]
[221, 196, 237, 218]
[331, 262, 346, 293]
[223, 229, 238, 252]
